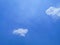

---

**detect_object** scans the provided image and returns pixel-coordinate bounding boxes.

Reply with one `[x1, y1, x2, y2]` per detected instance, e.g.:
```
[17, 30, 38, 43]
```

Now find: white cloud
[13, 28, 28, 37]
[46, 6, 60, 17]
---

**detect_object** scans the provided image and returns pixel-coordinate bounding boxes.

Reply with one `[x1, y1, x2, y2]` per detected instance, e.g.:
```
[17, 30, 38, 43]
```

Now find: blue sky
[0, 0, 60, 45]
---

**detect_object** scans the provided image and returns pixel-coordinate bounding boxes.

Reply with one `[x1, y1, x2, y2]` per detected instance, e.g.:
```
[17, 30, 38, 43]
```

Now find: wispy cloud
[46, 6, 60, 17]
[13, 28, 28, 37]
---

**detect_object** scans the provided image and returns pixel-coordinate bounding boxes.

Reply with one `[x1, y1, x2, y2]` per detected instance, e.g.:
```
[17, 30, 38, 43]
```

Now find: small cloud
[46, 6, 60, 17]
[13, 28, 28, 37]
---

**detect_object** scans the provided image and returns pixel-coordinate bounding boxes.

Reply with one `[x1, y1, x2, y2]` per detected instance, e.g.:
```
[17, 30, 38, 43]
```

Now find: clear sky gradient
[0, 0, 60, 45]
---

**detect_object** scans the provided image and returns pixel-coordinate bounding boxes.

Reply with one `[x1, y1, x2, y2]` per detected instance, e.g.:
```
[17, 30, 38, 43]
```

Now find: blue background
[0, 0, 60, 45]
